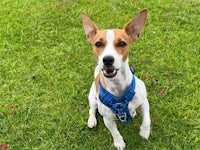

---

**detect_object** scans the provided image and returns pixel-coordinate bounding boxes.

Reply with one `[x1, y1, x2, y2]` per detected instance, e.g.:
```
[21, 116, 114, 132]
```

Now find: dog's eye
[95, 41, 103, 48]
[117, 41, 127, 47]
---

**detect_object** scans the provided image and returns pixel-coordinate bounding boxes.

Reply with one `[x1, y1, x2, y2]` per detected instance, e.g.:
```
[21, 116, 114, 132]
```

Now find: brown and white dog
[82, 9, 150, 150]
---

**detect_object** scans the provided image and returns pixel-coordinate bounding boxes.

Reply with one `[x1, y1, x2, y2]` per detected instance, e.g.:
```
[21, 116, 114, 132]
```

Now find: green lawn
[0, 0, 199, 149]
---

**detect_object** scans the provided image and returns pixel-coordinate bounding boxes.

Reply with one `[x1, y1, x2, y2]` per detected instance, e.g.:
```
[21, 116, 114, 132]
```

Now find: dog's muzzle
[102, 56, 118, 78]
[102, 68, 118, 78]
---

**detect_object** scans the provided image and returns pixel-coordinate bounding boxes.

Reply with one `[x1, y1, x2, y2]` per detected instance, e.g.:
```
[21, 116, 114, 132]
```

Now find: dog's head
[82, 9, 147, 78]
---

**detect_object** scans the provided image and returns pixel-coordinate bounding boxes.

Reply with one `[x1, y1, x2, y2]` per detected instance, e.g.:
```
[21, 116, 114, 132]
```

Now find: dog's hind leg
[103, 117, 126, 150]
[139, 98, 151, 139]
[88, 82, 98, 128]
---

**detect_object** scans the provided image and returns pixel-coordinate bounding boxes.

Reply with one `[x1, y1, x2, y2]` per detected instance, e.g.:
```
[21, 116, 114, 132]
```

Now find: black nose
[103, 56, 114, 66]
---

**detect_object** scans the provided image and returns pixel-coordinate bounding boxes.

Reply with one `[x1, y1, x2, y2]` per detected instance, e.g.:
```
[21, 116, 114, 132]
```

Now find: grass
[0, 0, 199, 149]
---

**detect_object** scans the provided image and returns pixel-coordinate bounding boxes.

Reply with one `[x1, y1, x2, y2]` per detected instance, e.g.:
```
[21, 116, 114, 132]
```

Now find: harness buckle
[117, 112, 127, 122]
[115, 103, 127, 123]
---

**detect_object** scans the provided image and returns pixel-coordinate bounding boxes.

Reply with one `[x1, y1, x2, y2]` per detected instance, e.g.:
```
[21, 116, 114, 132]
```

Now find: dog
[82, 9, 150, 150]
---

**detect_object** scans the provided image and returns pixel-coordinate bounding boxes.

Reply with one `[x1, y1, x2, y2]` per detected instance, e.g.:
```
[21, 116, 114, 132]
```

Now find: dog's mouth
[102, 68, 119, 78]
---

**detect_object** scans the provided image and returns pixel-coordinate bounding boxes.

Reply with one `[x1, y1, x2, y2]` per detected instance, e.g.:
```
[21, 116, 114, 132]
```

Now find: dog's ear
[82, 12, 99, 43]
[124, 9, 147, 42]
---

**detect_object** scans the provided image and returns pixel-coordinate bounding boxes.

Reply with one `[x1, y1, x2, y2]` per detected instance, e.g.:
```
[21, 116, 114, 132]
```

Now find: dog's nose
[103, 56, 114, 66]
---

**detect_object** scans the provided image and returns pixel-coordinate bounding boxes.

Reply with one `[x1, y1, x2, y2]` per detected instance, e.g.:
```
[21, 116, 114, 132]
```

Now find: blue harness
[98, 68, 136, 124]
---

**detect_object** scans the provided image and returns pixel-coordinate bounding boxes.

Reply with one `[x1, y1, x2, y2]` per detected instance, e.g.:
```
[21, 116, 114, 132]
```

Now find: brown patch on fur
[99, 72, 107, 90]
[114, 29, 131, 61]
[95, 72, 107, 93]
[95, 73, 100, 93]
[92, 30, 107, 59]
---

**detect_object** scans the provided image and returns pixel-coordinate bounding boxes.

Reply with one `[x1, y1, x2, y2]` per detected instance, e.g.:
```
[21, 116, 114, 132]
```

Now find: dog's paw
[114, 139, 126, 150]
[87, 116, 97, 128]
[139, 125, 150, 140]
[131, 111, 137, 118]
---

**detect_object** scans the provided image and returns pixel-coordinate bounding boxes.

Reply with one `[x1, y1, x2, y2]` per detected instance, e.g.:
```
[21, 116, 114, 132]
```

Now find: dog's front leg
[139, 98, 151, 139]
[103, 117, 125, 150]
[88, 83, 98, 128]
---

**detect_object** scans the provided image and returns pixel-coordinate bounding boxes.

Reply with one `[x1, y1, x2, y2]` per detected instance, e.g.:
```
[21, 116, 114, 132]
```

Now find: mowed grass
[0, 0, 199, 149]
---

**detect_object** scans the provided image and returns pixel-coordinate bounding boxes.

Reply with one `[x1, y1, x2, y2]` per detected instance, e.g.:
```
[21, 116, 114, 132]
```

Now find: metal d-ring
[117, 112, 127, 122]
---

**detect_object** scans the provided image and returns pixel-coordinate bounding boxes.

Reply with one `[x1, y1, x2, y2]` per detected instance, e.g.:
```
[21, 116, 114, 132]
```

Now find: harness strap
[98, 68, 136, 124]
